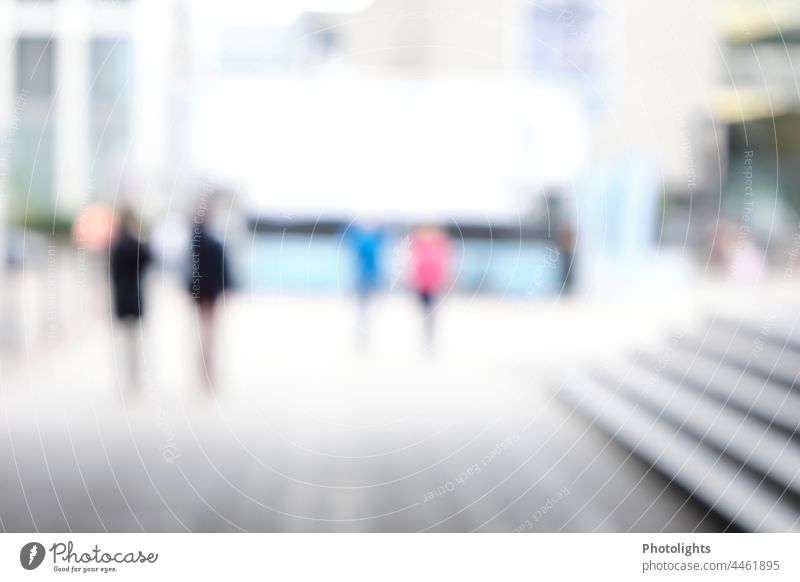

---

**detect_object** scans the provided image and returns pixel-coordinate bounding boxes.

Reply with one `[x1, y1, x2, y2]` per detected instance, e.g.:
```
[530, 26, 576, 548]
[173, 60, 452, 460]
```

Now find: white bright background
[191, 75, 588, 220]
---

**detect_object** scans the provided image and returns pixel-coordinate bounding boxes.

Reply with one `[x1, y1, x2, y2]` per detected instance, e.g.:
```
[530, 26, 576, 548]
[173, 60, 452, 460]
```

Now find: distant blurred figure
[556, 222, 576, 295]
[109, 208, 152, 385]
[188, 203, 231, 386]
[408, 225, 452, 346]
[708, 220, 763, 283]
[344, 221, 385, 344]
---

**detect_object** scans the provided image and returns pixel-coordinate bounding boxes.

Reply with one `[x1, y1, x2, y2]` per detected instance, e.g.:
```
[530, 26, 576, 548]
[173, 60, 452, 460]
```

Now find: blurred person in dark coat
[188, 202, 231, 387]
[109, 208, 152, 385]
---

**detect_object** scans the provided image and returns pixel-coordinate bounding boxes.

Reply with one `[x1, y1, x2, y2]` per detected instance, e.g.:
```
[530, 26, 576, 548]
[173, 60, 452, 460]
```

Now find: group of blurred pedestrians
[106, 199, 453, 389]
[344, 222, 452, 346]
[109, 202, 230, 389]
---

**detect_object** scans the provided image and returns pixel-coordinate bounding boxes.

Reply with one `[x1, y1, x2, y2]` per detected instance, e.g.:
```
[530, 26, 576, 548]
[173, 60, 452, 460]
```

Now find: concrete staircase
[555, 315, 800, 532]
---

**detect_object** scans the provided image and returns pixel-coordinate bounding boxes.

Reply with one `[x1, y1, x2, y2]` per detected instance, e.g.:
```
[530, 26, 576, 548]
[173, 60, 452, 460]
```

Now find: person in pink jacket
[408, 225, 452, 345]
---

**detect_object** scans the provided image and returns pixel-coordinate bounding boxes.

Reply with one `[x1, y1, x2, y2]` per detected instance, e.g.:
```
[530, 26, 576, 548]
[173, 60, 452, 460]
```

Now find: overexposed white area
[191, 75, 588, 220]
[195, 0, 375, 28]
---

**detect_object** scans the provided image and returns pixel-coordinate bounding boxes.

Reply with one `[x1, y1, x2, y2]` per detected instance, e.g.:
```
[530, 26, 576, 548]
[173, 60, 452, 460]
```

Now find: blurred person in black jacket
[188, 201, 231, 387]
[109, 207, 152, 386]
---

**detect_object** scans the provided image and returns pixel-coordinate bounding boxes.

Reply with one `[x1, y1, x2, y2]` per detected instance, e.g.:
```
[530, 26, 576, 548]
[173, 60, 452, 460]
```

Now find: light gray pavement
[1, 271, 770, 532]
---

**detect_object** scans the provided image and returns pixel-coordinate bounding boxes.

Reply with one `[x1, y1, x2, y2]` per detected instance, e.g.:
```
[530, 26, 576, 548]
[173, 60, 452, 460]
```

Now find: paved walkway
[0, 274, 758, 532]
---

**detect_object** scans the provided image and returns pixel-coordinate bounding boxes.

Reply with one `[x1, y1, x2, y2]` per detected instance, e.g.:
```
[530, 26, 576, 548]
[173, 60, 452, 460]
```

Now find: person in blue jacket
[343, 221, 385, 344]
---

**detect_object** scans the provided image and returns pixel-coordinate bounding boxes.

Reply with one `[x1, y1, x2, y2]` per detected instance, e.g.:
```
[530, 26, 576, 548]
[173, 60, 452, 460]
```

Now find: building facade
[0, 0, 179, 224]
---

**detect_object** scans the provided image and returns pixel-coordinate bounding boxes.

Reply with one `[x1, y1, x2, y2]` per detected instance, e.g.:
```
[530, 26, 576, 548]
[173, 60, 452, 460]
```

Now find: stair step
[710, 317, 800, 354]
[640, 350, 800, 434]
[555, 373, 800, 532]
[682, 328, 800, 388]
[596, 364, 800, 496]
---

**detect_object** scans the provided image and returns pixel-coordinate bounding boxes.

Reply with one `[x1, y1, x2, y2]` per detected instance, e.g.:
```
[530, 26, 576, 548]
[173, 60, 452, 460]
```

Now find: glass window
[89, 37, 132, 200]
[11, 37, 56, 214]
[16, 37, 55, 98]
